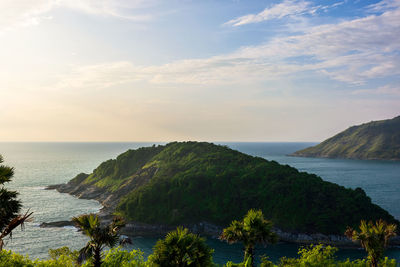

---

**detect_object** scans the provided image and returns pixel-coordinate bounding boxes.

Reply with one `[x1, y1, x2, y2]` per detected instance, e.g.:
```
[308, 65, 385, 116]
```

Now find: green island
[51, 141, 398, 237]
[2, 145, 399, 266]
[291, 116, 400, 160]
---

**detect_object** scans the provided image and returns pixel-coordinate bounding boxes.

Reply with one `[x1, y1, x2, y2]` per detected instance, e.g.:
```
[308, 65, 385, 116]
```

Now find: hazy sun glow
[1, 0, 399, 142]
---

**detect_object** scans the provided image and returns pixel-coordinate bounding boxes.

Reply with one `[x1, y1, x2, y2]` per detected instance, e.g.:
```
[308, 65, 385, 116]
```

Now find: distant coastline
[289, 153, 400, 162]
[291, 116, 400, 161]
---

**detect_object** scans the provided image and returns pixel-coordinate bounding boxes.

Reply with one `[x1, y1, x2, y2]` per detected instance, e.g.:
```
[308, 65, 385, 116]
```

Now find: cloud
[225, 5, 400, 84]
[51, 4, 400, 89]
[224, 0, 345, 27]
[3, 0, 398, 86]
[59, 0, 154, 21]
[0, 0, 54, 32]
[54, 62, 141, 90]
[27, 0, 399, 88]
[52, 58, 302, 90]
[352, 85, 400, 97]
[367, 0, 400, 12]
[225, 0, 314, 26]
[0, 0, 154, 33]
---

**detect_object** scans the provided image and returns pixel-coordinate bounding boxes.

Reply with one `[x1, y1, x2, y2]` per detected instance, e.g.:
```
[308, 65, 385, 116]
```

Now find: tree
[148, 226, 214, 267]
[48, 246, 79, 262]
[345, 219, 397, 267]
[220, 209, 278, 267]
[0, 155, 32, 250]
[72, 214, 130, 267]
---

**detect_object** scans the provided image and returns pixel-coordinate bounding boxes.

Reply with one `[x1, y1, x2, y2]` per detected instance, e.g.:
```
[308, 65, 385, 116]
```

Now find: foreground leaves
[148, 227, 214, 267]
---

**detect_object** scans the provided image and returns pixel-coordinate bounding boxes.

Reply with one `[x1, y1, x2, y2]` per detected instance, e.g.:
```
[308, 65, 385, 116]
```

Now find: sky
[0, 0, 399, 142]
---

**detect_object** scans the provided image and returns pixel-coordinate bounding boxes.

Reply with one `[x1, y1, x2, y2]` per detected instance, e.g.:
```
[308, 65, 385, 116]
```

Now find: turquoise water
[0, 142, 399, 263]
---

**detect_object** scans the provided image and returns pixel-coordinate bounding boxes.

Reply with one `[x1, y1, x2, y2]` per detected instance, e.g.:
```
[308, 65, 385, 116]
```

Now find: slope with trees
[51, 142, 399, 237]
[291, 116, 400, 160]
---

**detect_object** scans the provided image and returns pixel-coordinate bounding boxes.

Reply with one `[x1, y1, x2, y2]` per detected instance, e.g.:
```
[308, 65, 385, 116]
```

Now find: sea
[0, 142, 399, 264]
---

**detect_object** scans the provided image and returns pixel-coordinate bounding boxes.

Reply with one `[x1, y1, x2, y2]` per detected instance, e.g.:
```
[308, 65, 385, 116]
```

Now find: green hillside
[65, 142, 398, 235]
[292, 116, 400, 160]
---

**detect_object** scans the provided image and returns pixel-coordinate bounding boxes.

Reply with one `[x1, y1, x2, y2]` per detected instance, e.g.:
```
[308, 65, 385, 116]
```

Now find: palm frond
[0, 210, 33, 250]
[77, 244, 94, 264]
[0, 210, 33, 239]
[74, 214, 127, 265]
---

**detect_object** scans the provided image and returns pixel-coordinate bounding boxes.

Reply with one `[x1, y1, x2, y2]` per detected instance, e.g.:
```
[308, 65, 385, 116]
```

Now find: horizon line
[0, 140, 320, 143]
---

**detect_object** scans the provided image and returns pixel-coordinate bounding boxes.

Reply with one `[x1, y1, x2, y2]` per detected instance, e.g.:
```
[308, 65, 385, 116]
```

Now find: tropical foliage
[0, 155, 32, 250]
[345, 220, 397, 267]
[275, 244, 397, 267]
[72, 214, 130, 267]
[148, 226, 214, 267]
[220, 210, 278, 266]
[0, 247, 148, 267]
[0, 240, 398, 267]
[100, 247, 147, 267]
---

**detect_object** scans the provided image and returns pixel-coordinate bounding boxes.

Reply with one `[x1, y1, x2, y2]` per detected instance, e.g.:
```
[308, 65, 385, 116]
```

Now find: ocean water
[0, 142, 399, 263]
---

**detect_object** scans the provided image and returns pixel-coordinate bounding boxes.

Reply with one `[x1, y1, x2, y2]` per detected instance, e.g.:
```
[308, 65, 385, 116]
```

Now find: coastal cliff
[47, 142, 399, 245]
[291, 116, 400, 160]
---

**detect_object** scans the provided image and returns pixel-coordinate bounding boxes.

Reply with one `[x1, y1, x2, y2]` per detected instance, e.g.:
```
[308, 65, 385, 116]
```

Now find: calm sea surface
[0, 142, 399, 263]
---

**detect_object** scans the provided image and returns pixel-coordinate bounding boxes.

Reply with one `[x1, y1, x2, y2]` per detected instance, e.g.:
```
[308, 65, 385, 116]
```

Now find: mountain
[51, 142, 398, 235]
[292, 116, 400, 160]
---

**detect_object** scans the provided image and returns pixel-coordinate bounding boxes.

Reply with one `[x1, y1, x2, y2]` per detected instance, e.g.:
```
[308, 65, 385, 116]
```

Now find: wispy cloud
[59, 0, 154, 21]
[224, 0, 344, 27]
[0, 0, 155, 33]
[225, 0, 314, 26]
[0, 0, 54, 32]
[54, 62, 141, 90]
[367, 0, 400, 12]
[4, 0, 397, 87]
[57, 3, 400, 87]
[1, 0, 399, 142]
[352, 85, 400, 96]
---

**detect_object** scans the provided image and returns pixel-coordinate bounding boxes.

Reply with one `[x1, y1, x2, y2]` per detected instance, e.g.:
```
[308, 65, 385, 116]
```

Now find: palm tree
[72, 214, 130, 267]
[345, 219, 397, 267]
[0, 155, 32, 250]
[220, 209, 278, 267]
[148, 226, 214, 267]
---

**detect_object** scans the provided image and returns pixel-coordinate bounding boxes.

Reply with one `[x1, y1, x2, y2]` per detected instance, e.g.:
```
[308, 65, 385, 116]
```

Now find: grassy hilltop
[292, 116, 400, 160]
[65, 141, 398, 235]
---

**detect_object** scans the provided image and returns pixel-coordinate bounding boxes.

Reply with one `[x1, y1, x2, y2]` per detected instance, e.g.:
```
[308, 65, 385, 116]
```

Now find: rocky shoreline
[45, 181, 400, 248]
[288, 153, 400, 161]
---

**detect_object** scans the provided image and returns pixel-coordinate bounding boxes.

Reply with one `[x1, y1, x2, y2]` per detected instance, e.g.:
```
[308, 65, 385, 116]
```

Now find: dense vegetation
[345, 220, 397, 267]
[72, 214, 129, 267]
[0, 215, 397, 266]
[0, 155, 19, 232]
[79, 145, 164, 191]
[65, 141, 398, 234]
[291, 116, 400, 160]
[0, 243, 397, 267]
[1, 213, 398, 266]
[0, 155, 32, 250]
[148, 227, 214, 266]
[220, 209, 278, 266]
